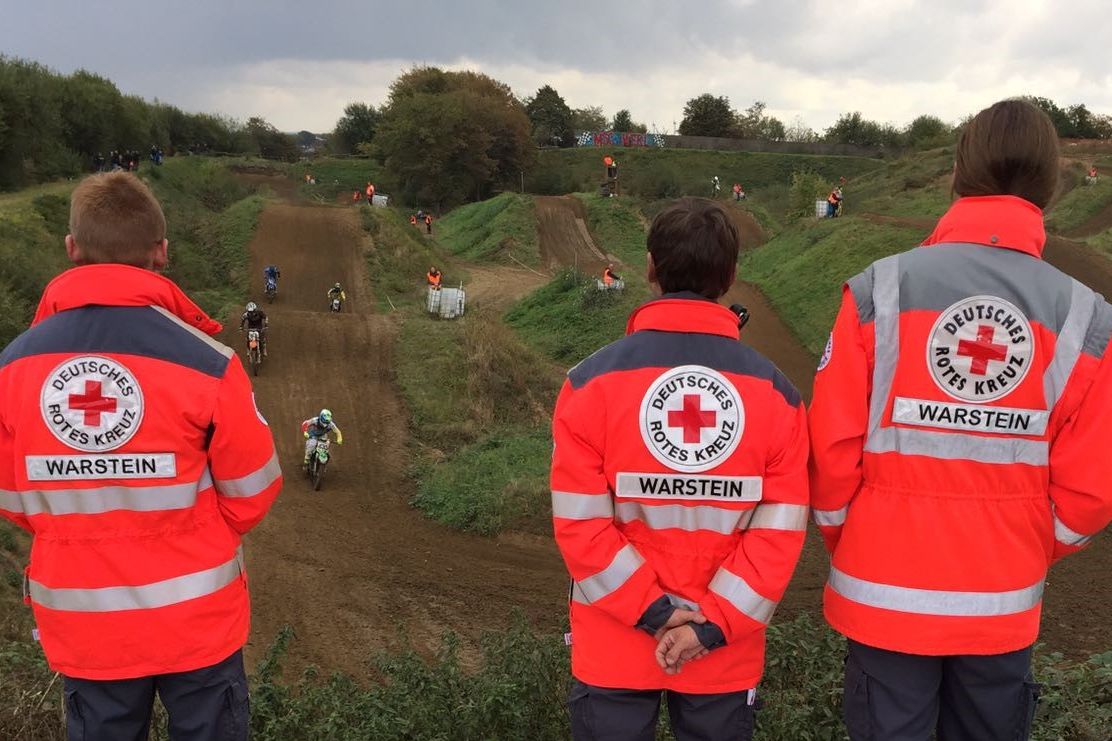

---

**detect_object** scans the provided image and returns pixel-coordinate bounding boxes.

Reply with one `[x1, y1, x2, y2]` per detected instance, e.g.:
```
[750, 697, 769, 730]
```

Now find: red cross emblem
[668, 394, 717, 443]
[957, 325, 1008, 376]
[68, 381, 118, 427]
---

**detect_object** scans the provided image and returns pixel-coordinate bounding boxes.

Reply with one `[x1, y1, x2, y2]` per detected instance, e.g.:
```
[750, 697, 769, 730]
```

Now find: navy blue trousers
[843, 640, 1039, 740]
[64, 650, 248, 741]
[569, 680, 757, 741]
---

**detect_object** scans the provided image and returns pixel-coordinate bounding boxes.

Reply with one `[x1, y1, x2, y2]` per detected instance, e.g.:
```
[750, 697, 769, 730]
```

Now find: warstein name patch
[26, 454, 176, 481]
[615, 472, 763, 502]
[639, 365, 744, 473]
[927, 296, 1034, 403]
[40, 356, 144, 452]
[892, 397, 1049, 437]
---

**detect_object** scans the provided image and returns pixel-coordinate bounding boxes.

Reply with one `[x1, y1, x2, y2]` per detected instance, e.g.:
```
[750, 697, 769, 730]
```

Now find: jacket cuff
[636, 595, 675, 635]
[691, 620, 726, 651]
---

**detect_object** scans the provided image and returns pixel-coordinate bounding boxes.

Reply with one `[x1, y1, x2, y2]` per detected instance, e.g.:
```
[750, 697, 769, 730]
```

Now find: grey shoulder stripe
[149, 306, 234, 359]
[1082, 297, 1112, 359]
[847, 266, 875, 324]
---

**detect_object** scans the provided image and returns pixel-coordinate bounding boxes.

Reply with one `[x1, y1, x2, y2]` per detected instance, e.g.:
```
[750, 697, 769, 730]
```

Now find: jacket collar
[922, 195, 1045, 258]
[626, 292, 741, 340]
[33, 264, 223, 335]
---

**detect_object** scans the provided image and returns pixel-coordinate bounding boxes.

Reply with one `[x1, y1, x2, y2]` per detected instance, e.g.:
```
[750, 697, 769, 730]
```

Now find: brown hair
[68, 172, 167, 266]
[953, 99, 1060, 209]
[647, 197, 739, 299]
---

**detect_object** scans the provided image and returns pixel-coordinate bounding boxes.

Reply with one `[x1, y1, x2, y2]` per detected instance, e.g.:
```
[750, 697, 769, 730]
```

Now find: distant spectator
[1087, 165, 1099, 186]
[425, 214, 433, 235]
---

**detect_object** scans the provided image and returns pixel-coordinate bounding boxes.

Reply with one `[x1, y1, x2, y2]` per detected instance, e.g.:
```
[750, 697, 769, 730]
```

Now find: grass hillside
[436, 192, 539, 266]
[529, 147, 886, 201]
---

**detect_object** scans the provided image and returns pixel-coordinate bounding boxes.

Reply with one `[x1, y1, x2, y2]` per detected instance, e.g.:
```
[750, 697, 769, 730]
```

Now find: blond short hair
[68, 172, 166, 266]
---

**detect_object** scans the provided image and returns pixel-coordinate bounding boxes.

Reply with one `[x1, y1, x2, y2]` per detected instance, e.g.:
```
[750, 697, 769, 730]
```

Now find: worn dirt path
[231, 201, 566, 676]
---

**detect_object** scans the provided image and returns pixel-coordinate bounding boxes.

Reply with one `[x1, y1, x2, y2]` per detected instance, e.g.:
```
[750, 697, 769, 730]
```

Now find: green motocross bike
[307, 436, 332, 491]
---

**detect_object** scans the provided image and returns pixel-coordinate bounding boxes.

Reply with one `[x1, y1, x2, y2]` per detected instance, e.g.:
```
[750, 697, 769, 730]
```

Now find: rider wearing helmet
[301, 408, 344, 467]
[239, 301, 269, 356]
[264, 265, 280, 292]
[327, 282, 346, 308]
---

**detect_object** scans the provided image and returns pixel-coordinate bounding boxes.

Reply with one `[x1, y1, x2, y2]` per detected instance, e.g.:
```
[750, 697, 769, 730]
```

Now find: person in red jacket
[552, 197, 809, 740]
[0, 172, 282, 741]
[810, 99, 1112, 740]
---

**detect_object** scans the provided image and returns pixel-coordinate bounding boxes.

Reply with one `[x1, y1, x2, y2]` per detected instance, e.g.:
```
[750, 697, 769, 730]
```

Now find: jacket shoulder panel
[568, 330, 801, 407]
[0, 306, 232, 378]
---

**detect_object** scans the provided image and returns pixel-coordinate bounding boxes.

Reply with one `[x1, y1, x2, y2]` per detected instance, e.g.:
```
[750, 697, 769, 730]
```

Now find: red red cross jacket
[0, 264, 282, 679]
[810, 196, 1112, 655]
[551, 294, 809, 693]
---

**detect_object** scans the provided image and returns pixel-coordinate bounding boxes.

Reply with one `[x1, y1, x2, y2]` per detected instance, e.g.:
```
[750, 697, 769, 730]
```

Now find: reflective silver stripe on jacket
[828, 566, 1044, 617]
[551, 491, 614, 520]
[28, 547, 245, 613]
[866, 427, 1048, 465]
[1052, 508, 1093, 548]
[708, 568, 778, 624]
[571, 544, 645, 604]
[615, 502, 746, 534]
[812, 506, 848, 528]
[1, 470, 214, 517]
[214, 452, 282, 498]
[747, 503, 809, 531]
[1043, 280, 1096, 409]
[0, 489, 22, 515]
[867, 255, 901, 443]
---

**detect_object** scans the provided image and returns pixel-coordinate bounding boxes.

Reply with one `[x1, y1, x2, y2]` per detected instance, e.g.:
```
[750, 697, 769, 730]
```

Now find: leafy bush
[789, 170, 831, 218]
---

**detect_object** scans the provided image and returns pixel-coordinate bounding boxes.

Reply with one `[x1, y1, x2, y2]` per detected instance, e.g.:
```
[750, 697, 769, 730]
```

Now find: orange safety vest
[425, 215, 432, 225]
[366, 184, 375, 197]
[410, 215, 417, 225]
[603, 269, 616, 286]
[810, 195, 1112, 656]
[0, 265, 281, 679]
[553, 297, 808, 692]
[427, 271, 441, 287]
[352, 191, 360, 201]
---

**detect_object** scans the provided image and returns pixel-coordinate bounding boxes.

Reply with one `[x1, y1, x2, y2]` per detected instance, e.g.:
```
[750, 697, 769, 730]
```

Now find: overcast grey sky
[3, 0, 1110, 133]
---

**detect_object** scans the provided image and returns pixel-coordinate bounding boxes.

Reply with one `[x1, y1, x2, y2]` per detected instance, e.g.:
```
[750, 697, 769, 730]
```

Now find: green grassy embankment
[436, 193, 539, 266]
[362, 205, 560, 535]
[528, 147, 885, 201]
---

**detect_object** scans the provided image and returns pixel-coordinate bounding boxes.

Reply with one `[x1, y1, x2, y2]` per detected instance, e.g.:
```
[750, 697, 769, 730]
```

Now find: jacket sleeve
[1047, 346, 1112, 563]
[0, 413, 30, 533]
[808, 288, 871, 553]
[699, 396, 809, 644]
[551, 379, 666, 627]
[208, 355, 282, 534]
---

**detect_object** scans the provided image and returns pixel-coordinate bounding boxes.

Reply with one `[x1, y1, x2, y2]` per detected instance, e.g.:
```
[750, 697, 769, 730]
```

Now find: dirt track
[232, 201, 566, 675]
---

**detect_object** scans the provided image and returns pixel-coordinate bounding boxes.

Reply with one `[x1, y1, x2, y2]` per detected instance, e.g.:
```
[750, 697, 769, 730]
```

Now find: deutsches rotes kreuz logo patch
[640, 365, 745, 473]
[40, 356, 144, 452]
[927, 296, 1034, 403]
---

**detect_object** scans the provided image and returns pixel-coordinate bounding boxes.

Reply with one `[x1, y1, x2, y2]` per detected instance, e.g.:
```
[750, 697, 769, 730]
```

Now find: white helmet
[246, 302, 258, 312]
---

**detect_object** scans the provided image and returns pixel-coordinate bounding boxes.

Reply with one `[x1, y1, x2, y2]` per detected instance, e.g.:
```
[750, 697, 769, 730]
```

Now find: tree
[734, 101, 785, 141]
[904, 114, 953, 150]
[611, 109, 646, 133]
[825, 112, 904, 148]
[525, 85, 574, 147]
[245, 117, 298, 161]
[1022, 97, 1075, 138]
[570, 106, 606, 132]
[678, 94, 736, 138]
[374, 67, 534, 207]
[330, 102, 379, 154]
[784, 116, 819, 143]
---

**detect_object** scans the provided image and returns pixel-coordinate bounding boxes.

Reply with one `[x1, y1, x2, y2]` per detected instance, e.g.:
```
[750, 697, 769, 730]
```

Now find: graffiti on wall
[576, 131, 667, 148]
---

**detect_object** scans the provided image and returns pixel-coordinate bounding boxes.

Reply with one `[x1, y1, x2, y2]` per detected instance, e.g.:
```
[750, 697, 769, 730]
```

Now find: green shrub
[789, 170, 831, 218]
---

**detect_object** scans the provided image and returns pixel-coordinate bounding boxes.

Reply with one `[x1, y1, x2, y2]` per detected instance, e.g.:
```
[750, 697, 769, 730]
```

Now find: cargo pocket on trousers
[843, 659, 872, 741]
[738, 695, 762, 741]
[1016, 681, 1041, 740]
[64, 688, 85, 741]
[219, 679, 250, 741]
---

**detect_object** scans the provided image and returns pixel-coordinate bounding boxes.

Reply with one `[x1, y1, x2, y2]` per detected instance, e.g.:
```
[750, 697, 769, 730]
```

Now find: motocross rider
[301, 408, 343, 467]
[264, 265, 280, 291]
[327, 282, 346, 309]
[239, 301, 269, 356]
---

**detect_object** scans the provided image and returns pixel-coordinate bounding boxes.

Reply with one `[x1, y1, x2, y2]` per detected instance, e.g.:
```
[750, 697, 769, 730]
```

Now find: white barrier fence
[427, 286, 466, 319]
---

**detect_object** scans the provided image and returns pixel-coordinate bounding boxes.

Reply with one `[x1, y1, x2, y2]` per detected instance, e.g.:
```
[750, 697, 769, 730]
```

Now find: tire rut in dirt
[228, 202, 566, 676]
